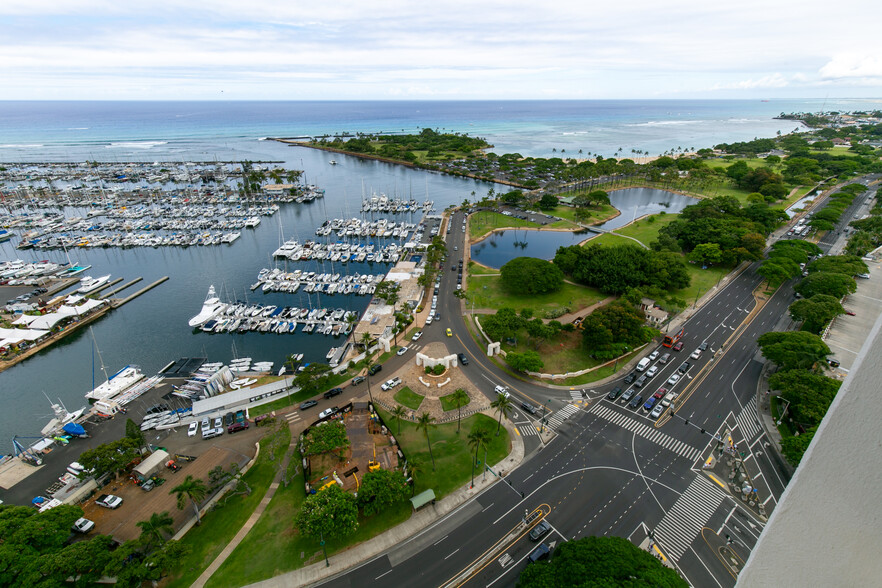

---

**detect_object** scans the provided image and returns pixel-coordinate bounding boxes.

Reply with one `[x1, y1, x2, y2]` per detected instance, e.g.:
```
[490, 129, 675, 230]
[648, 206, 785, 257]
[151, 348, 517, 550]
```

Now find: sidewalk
[250, 405, 528, 588]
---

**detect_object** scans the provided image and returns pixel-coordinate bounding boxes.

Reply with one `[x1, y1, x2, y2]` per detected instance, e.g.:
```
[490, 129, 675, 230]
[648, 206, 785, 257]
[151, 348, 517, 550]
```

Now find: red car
[227, 421, 249, 434]
[672, 341, 685, 352]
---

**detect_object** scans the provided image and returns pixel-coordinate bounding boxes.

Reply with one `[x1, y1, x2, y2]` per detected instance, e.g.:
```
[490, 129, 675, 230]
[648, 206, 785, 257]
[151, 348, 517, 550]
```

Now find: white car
[412, 331, 422, 341]
[646, 365, 658, 378]
[667, 373, 681, 386]
[397, 346, 408, 356]
[187, 422, 198, 437]
[95, 494, 123, 509]
[690, 349, 702, 359]
[319, 407, 338, 419]
[650, 404, 664, 418]
[201, 417, 210, 432]
[381, 377, 402, 391]
[494, 385, 510, 398]
[425, 315, 433, 325]
[214, 417, 223, 430]
[649, 350, 660, 361]
[72, 517, 95, 533]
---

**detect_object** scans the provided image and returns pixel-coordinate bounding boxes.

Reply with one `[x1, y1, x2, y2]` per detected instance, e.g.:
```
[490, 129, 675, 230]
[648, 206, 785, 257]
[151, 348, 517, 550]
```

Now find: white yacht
[77, 274, 111, 294]
[85, 365, 145, 402]
[188, 285, 227, 327]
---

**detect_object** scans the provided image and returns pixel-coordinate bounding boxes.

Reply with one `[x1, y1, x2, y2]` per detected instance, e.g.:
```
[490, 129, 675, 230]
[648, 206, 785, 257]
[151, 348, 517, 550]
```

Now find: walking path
[191, 426, 297, 588]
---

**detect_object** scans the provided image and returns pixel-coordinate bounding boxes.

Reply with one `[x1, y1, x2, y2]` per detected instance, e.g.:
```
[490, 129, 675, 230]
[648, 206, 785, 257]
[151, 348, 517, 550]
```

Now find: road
[318, 177, 877, 587]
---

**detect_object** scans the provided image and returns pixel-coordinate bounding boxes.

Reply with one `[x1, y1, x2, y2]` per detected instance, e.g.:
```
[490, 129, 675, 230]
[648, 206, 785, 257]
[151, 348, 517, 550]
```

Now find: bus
[663, 327, 684, 348]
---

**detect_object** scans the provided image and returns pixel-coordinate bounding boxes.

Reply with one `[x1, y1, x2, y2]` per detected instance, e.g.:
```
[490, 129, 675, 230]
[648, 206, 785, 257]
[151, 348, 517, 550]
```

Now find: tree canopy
[357, 469, 410, 516]
[554, 244, 690, 295]
[757, 331, 830, 371]
[769, 369, 841, 429]
[793, 272, 857, 299]
[806, 254, 868, 276]
[516, 536, 687, 588]
[78, 436, 141, 479]
[296, 484, 359, 540]
[500, 257, 564, 295]
[789, 294, 844, 334]
[582, 301, 653, 360]
[505, 350, 544, 373]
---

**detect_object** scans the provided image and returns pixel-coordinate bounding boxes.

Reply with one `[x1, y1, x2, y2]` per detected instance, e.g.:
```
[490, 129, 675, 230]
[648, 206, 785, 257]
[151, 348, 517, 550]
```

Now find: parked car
[95, 495, 123, 509]
[698, 341, 708, 351]
[201, 417, 210, 431]
[300, 400, 318, 410]
[653, 388, 667, 399]
[649, 350, 660, 361]
[324, 387, 343, 399]
[643, 397, 657, 411]
[140, 479, 155, 492]
[72, 517, 95, 533]
[458, 353, 469, 365]
[650, 404, 664, 418]
[319, 407, 338, 420]
[624, 372, 637, 384]
[412, 331, 423, 341]
[607, 387, 623, 400]
[629, 394, 643, 409]
[857, 273, 870, 279]
[620, 388, 636, 403]
[529, 520, 552, 541]
[634, 375, 647, 388]
[646, 365, 658, 378]
[673, 341, 684, 352]
[368, 364, 383, 375]
[381, 377, 402, 391]
[667, 373, 681, 385]
[397, 346, 409, 356]
[659, 353, 671, 364]
[228, 421, 249, 434]
[425, 315, 433, 325]
[679, 361, 692, 373]
[352, 376, 366, 386]
[214, 417, 223, 430]
[187, 422, 198, 437]
[690, 348, 702, 359]
[224, 412, 235, 427]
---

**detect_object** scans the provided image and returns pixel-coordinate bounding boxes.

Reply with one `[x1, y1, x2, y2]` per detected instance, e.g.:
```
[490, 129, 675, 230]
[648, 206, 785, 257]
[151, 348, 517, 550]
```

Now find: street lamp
[320, 530, 329, 567]
[539, 399, 550, 435]
[776, 398, 791, 426]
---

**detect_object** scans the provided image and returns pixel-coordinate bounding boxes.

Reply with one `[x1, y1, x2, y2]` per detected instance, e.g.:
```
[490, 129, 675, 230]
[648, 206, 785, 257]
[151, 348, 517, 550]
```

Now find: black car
[628, 394, 643, 409]
[224, 412, 235, 427]
[528, 543, 551, 562]
[520, 401, 539, 416]
[698, 341, 708, 351]
[529, 520, 551, 541]
[458, 353, 469, 365]
[607, 387, 623, 400]
[324, 387, 343, 399]
[624, 372, 637, 384]
[368, 364, 382, 376]
[299, 400, 318, 410]
[679, 361, 692, 374]
[351, 376, 365, 386]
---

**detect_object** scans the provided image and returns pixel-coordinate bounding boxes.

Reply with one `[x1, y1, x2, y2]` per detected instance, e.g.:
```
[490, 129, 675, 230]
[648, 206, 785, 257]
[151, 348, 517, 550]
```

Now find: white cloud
[820, 54, 882, 79]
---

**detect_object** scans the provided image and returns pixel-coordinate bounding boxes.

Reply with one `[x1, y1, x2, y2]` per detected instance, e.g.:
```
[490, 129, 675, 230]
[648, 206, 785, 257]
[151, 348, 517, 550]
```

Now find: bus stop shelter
[410, 488, 435, 511]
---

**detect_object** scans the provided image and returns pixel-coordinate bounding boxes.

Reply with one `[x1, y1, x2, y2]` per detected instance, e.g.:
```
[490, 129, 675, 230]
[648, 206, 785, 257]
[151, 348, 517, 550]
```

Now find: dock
[100, 277, 143, 299]
[114, 276, 168, 306]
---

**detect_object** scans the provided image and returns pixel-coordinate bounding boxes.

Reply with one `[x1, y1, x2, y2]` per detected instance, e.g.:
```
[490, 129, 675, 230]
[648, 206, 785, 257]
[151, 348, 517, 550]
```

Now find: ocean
[0, 98, 878, 443]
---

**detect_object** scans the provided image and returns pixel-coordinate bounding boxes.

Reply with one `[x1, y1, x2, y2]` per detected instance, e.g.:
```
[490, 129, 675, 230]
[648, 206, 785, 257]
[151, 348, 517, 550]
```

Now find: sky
[2, 0, 881, 100]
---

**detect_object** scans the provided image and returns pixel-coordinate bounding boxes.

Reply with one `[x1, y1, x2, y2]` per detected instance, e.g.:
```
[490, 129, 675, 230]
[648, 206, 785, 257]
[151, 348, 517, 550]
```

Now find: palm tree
[467, 427, 491, 488]
[451, 388, 469, 433]
[407, 459, 424, 496]
[170, 475, 208, 525]
[415, 412, 437, 470]
[136, 511, 174, 551]
[361, 332, 375, 405]
[490, 395, 513, 436]
[391, 404, 407, 436]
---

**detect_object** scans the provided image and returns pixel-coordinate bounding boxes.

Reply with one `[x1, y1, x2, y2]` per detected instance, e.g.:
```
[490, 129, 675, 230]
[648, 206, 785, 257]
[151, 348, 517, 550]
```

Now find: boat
[188, 285, 227, 327]
[329, 160, 338, 165]
[77, 274, 111, 294]
[85, 365, 145, 402]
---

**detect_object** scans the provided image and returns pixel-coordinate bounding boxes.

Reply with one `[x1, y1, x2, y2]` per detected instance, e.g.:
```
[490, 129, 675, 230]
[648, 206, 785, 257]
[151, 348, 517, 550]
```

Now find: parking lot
[824, 262, 882, 373]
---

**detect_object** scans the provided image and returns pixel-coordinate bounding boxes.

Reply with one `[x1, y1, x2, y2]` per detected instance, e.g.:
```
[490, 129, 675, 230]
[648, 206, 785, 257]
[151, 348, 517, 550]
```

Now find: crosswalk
[590, 404, 702, 462]
[654, 475, 727, 560]
[284, 411, 302, 425]
[569, 390, 583, 401]
[545, 403, 581, 430]
[734, 397, 763, 440]
[517, 424, 538, 437]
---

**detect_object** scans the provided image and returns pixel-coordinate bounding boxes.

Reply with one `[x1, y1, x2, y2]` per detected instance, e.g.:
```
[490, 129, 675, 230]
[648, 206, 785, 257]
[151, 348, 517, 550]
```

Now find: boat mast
[89, 326, 110, 384]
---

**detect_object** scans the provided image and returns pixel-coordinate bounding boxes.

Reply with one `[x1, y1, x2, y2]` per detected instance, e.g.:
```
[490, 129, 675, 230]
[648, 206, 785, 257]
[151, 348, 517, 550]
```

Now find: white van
[636, 358, 651, 372]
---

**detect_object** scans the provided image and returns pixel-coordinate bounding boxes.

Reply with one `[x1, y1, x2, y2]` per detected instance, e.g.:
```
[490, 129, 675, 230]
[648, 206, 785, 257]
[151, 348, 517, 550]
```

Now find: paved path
[192, 427, 297, 588]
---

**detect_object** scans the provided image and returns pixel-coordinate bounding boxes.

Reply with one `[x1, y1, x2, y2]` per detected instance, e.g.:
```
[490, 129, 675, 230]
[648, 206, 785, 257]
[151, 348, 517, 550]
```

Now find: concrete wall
[737, 312, 882, 586]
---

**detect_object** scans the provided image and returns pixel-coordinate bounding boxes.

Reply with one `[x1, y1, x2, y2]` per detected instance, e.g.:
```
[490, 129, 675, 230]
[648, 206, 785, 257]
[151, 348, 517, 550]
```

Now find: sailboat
[83, 326, 144, 403]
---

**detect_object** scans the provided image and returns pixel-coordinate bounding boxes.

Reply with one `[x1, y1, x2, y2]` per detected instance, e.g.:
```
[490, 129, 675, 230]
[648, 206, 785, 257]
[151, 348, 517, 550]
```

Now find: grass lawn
[559, 347, 643, 386]
[671, 263, 731, 307]
[468, 261, 500, 275]
[504, 329, 604, 375]
[469, 211, 540, 239]
[775, 184, 814, 211]
[376, 409, 510, 498]
[547, 219, 581, 229]
[612, 213, 680, 247]
[394, 386, 424, 410]
[206, 455, 414, 587]
[582, 233, 634, 248]
[704, 157, 786, 173]
[466, 274, 605, 317]
[550, 203, 619, 225]
[440, 391, 471, 412]
[252, 388, 316, 416]
[167, 425, 291, 588]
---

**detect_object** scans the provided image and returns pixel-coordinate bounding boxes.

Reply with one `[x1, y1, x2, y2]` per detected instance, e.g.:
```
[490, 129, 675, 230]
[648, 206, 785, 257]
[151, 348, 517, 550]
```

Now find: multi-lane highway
[319, 177, 876, 587]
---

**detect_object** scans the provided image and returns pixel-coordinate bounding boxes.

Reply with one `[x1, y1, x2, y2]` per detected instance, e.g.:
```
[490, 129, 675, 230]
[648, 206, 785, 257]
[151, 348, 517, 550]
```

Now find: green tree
[78, 436, 141, 479]
[136, 511, 174, 552]
[769, 369, 841, 428]
[416, 412, 437, 470]
[757, 331, 830, 371]
[295, 485, 359, 540]
[450, 388, 470, 433]
[390, 404, 407, 436]
[357, 469, 409, 516]
[793, 272, 857, 299]
[467, 426, 492, 488]
[689, 242, 723, 265]
[170, 475, 208, 525]
[293, 362, 332, 396]
[125, 417, 146, 451]
[538, 193, 559, 210]
[517, 536, 687, 587]
[780, 426, 817, 466]
[506, 350, 544, 373]
[757, 258, 800, 287]
[490, 394, 513, 437]
[806, 254, 868, 276]
[789, 294, 845, 334]
[500, 257, 564, 295]
[39, 534, 115, 587]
